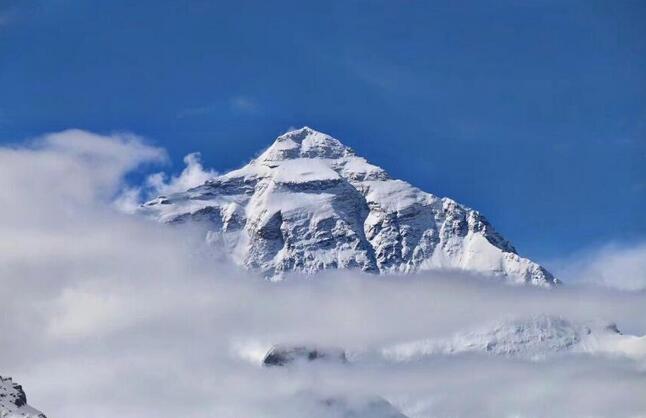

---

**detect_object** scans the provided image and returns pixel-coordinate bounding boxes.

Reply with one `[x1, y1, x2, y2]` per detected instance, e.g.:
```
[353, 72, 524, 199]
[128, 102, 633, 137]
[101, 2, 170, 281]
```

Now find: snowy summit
[142, 127, 556, 286]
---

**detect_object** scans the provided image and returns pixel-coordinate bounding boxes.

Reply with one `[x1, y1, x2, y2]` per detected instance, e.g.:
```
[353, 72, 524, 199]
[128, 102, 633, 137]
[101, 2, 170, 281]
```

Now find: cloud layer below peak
[1, 130, 645, 418]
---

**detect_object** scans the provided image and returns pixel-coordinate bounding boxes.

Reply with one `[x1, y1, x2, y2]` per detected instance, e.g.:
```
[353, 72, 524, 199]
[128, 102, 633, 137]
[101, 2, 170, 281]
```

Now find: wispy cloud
[176, 103, 218, 119]
[230, 95, 260, 114]
[552, 242, 646, 291]
[115, 152, 218, 212]
[177, 96, 260, 120]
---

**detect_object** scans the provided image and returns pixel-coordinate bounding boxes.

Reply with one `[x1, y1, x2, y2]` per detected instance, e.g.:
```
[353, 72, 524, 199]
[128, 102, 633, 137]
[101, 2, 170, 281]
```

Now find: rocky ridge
[0, 377, 46, 418]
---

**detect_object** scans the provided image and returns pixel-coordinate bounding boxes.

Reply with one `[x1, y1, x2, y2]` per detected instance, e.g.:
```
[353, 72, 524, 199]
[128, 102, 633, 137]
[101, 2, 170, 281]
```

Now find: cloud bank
[1, 130, 645, 418]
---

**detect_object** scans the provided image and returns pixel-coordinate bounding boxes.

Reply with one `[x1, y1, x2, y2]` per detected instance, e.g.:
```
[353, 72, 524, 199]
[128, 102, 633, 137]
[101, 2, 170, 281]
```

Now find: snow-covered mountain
[142, 127, 556, 286]
[0, 377, 46, 418]
[379, 316, 646, 361]
[254, 317, 646, 366]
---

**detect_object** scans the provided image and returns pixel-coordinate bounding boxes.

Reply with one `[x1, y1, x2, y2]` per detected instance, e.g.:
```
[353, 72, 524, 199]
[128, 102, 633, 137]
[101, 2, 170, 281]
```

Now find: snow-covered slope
[254, 317, 646, 365]
[380, 316, 646, 362]
[142, 127, 556, 286]
[0, 377, 46, 418]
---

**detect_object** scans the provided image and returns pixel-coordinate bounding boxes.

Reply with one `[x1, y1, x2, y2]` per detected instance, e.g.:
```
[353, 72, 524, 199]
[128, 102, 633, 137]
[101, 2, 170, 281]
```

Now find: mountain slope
[142, 127, 555, 286]
[379, 316, 642, 361]
[0, 377, 46, 418]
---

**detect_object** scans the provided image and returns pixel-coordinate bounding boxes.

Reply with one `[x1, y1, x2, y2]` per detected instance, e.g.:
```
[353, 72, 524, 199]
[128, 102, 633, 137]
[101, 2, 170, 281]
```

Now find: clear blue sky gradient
[1, 0, 644, 263]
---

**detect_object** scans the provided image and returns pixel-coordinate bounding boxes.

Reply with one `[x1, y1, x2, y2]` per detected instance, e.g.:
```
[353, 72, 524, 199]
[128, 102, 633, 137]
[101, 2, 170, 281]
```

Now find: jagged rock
[142, 127, 556, 286]
[0, 376, 46, 418]
[263, 345, 347, 367]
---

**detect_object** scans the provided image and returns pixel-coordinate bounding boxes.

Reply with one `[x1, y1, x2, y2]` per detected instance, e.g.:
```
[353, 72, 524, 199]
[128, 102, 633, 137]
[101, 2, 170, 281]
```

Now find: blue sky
[0, 0, 644, 263]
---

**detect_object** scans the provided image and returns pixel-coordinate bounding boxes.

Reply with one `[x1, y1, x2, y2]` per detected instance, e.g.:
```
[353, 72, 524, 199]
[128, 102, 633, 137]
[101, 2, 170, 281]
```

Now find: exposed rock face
[0, 377, 46, 418]
[142, 127, 556, 286]
[263, 345, 347, 367]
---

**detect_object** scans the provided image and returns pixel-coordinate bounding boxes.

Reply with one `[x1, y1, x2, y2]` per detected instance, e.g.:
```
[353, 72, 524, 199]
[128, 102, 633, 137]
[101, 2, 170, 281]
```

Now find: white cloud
[0, 130, 165, 234]
[48, 287, 129, 337]
[176, 96, 260, 120]
[114, 152, 217, 213]
[0, 130, 645, 418]
[146, 152, 217, 195]
[553, 242, 646, 291]
[230, 96, 259, 114]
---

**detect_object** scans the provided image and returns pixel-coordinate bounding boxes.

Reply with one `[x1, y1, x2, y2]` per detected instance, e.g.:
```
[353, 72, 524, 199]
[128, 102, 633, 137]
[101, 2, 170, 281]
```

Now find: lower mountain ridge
[379, 315, 646, 361]
[142, 127, 556, 286]
[255, 316, 646, 367]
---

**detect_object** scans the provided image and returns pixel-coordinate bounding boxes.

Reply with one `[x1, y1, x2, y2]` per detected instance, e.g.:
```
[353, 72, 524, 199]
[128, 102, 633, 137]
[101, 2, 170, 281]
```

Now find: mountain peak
[259, 127, 354, 162]
[142, 128, 556, 286]
[279, 126, 318, 138]
[278, 126, 329, 142]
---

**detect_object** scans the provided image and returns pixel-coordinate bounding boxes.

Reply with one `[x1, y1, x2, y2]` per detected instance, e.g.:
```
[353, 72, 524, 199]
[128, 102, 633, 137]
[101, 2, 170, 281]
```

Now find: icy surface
[142, 127, 556, 286]
[0, 377, 46, 418]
